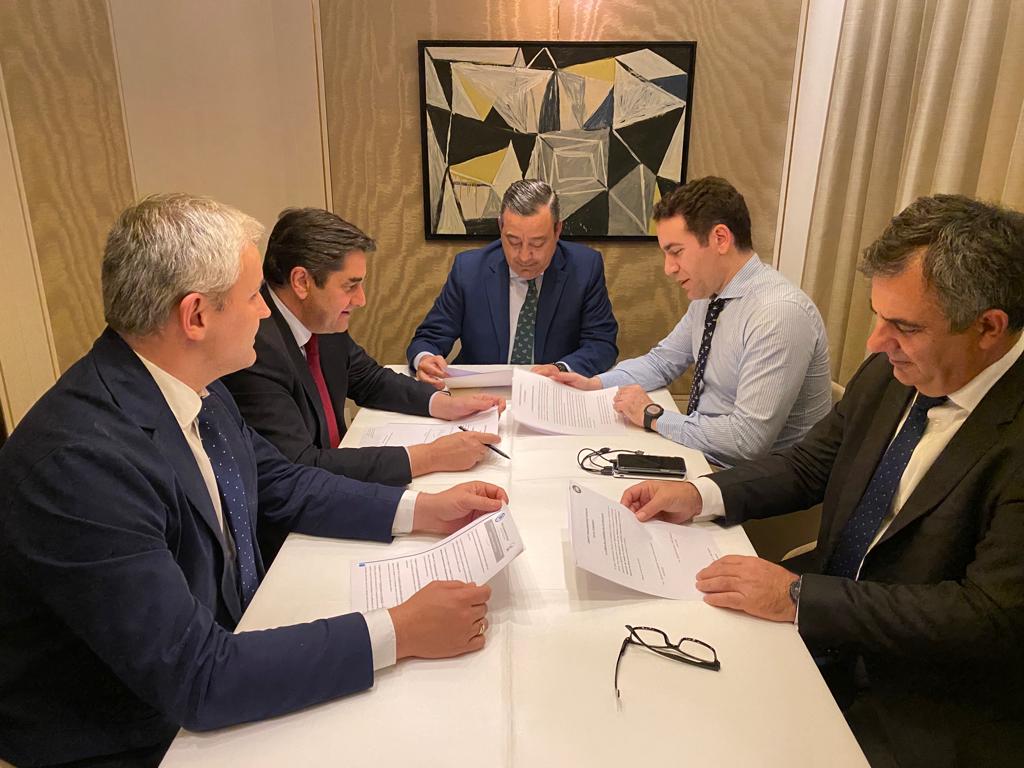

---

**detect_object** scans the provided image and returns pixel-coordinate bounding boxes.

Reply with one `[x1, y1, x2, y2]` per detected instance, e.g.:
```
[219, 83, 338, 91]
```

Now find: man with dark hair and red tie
[619, 194, 1024, 767]
[544, 176, 832, 467]
[222, 208, 505, 562]
[0, 194, 505, 767]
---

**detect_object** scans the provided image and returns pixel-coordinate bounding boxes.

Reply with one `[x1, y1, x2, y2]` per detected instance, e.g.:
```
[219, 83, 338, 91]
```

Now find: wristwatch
[554, 362, 569, 372]
[788, 575, 803, 606]
[642, 403, 664, 432]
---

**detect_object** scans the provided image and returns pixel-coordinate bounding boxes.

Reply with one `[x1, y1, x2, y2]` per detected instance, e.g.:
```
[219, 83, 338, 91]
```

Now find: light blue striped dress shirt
[599, 255, 832, 466]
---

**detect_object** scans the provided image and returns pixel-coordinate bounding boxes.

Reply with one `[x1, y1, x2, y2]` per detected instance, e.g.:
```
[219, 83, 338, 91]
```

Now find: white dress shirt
[692, 332, 1024, 574]
[136, 350, 412, 670]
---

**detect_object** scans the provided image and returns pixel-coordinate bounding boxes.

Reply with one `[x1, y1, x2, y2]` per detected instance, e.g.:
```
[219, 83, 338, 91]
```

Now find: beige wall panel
[0, 67, 59, 427]
[0, 0, 135, 371]
[322, 0, 802, 392]
[108, 0, 327, 239]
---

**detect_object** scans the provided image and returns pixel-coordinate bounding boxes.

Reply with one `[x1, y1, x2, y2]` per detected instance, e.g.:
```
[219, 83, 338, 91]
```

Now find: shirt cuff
[689, 476, 726, 520]
[413, 351, 431, 371]
[597, 369, 635, 389]
[427, 390, 452, 417]
[393, 490, 418, 534]
[363, 608, 397, 670]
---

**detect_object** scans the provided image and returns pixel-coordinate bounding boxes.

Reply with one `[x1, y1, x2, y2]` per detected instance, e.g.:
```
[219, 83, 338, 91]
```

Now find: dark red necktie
[304, 334, 342, 449]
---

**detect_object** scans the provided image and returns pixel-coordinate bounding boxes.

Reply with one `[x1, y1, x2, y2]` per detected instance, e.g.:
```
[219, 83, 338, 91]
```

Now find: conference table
[162, 367, 868, 767]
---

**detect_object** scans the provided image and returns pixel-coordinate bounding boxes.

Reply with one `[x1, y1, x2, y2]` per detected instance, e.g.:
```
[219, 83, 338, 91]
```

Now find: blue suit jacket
[406, 239, 618, 376]
[0, 329, 403, 766]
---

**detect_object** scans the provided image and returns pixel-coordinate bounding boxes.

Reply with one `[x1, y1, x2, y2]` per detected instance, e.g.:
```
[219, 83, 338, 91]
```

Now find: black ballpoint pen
[458, 425, 511, 459]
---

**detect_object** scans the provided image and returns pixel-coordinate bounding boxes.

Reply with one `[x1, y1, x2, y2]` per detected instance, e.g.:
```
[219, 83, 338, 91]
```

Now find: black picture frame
[418, 40, 697, 241]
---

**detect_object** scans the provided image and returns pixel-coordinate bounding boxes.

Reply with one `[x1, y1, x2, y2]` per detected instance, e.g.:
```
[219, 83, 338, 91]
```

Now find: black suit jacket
[223, 285, 436, 487]
[711, 352, 1024, 766]
[0, 329, 403, 766]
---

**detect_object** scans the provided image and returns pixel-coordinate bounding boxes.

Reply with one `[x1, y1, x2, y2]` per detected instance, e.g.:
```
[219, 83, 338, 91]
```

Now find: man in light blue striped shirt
[549, 177, 831, 466]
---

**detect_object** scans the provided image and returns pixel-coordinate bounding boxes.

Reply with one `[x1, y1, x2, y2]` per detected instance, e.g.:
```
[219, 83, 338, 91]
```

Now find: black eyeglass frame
[614, 624, 721, 698]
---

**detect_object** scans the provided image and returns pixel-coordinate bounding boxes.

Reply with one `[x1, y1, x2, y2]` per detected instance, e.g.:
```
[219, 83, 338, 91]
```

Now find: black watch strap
[643, 403, 664, 432]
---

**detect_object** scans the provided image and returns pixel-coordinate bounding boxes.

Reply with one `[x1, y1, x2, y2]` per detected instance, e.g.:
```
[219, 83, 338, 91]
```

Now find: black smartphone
[613, 454, 687, 478]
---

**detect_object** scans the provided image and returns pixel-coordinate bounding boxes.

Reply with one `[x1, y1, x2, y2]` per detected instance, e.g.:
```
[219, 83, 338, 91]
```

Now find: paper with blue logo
[350, 507, 524, 611]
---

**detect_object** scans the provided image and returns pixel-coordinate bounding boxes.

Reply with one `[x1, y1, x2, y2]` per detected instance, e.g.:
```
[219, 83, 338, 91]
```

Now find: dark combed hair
[263, 208, 376, 288]
[652, 176, 753, 251]
[859, 194, 1024, 332]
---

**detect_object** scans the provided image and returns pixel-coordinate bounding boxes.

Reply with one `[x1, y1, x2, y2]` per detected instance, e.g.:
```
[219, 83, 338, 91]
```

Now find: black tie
[825, 393, 947, 579]
[686, 296, 729, 415]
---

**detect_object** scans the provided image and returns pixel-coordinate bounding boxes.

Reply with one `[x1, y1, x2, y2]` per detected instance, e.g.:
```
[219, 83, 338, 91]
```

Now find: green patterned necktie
[510, 278, 539, 364]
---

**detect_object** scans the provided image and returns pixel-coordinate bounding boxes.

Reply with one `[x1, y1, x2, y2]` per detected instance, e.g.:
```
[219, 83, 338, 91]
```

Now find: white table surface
[162, 367, 866, 767]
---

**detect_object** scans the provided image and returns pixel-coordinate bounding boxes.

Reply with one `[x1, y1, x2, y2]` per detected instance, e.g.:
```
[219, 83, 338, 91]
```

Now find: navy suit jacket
[406, 239, 618, 376]
[0, 329, 403, 767]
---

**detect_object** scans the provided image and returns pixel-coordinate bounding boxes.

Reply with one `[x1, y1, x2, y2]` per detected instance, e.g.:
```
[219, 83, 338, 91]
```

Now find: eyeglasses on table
[614, 624, 721, 698]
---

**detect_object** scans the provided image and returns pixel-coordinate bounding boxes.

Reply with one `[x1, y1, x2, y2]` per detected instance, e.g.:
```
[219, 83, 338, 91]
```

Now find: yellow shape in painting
[459, 72, 495, 120]
[565, 57, 617, 83]
[648, 184, 662, 235]
[451, 147, 508, 185]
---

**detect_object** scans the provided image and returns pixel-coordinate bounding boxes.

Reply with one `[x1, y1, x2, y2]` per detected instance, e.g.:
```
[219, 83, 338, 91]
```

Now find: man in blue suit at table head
[0, 193, 505, 768]
[408, 178, 619, 386]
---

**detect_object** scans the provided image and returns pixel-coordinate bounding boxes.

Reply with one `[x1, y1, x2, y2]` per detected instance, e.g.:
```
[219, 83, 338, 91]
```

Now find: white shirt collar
[268, 286, 313, 349]
[135, 352, 205, 429]
[944, 331, 1024, 414]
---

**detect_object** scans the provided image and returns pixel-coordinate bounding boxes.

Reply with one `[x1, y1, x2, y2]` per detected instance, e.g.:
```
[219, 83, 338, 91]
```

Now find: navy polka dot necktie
[510, 278, 539, 365]
[686, 296, 729, 415]
[197, 397, 259, 608]
[825, 393, 947, 579]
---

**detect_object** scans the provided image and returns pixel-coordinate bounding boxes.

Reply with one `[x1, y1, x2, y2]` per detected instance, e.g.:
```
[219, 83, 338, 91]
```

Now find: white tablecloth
[162, 368, 866, 767]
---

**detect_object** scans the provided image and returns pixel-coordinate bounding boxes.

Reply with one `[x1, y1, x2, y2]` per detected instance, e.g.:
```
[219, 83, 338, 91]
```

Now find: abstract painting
[419, 41, 696, 240]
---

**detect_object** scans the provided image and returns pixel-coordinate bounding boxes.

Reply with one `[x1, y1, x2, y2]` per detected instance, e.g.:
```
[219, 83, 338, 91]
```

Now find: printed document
[568, 483, 719, 599]
[350, 508, 524, 611]
[358, 407, 500, 447]
[443, 367, 514, 389]
[512, 369, 626, 435]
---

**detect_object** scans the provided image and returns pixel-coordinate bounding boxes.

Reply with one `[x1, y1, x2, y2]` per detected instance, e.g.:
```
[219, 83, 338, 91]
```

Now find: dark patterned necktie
[825, 393, 947, 579]
[197, 396, 259, 608]
[305, 334, 342, 448]
[510, 278, 539, 364]
[686, 296, 729, 415]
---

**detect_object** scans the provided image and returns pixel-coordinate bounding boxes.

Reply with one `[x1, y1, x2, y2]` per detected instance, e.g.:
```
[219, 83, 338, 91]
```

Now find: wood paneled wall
[0, 0, 134, 371]
[321, 0, 803, 389]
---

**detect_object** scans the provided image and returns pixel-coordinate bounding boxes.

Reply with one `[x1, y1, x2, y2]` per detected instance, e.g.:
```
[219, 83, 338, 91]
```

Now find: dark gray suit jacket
[711, 351, 1024, 766]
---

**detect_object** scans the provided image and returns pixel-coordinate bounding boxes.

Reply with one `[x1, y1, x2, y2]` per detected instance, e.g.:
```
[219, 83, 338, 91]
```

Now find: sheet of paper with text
[512, 369, 626, 435]
[350, 508, 524, 611]
[568, 483, 719, 599]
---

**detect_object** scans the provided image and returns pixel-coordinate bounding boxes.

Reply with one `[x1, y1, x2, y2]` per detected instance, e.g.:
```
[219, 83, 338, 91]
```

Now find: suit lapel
[92, 329, 226, 551]
[485, 246, 511, 363]
[263, 285, 330, 444]
[534, 244, 568, 362]
[823, 375, 915, 554]
[881, 353, 1024, 543]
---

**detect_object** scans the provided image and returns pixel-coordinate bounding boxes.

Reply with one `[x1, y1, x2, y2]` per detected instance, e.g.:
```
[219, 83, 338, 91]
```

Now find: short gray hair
[102, 193, 264, 336]
[859, 194, 1024, 332]
[499, 179, 560, 225]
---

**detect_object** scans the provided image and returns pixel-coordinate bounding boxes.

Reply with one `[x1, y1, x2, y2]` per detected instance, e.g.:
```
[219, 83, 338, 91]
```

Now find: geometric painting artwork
[419, 40, 697, 240]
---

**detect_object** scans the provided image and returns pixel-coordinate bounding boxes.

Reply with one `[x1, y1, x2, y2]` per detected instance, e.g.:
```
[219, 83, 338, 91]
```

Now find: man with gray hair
[617, 194, 1024, 767]
[0, 193, 506, 767]
[407, 179, 619, 383]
